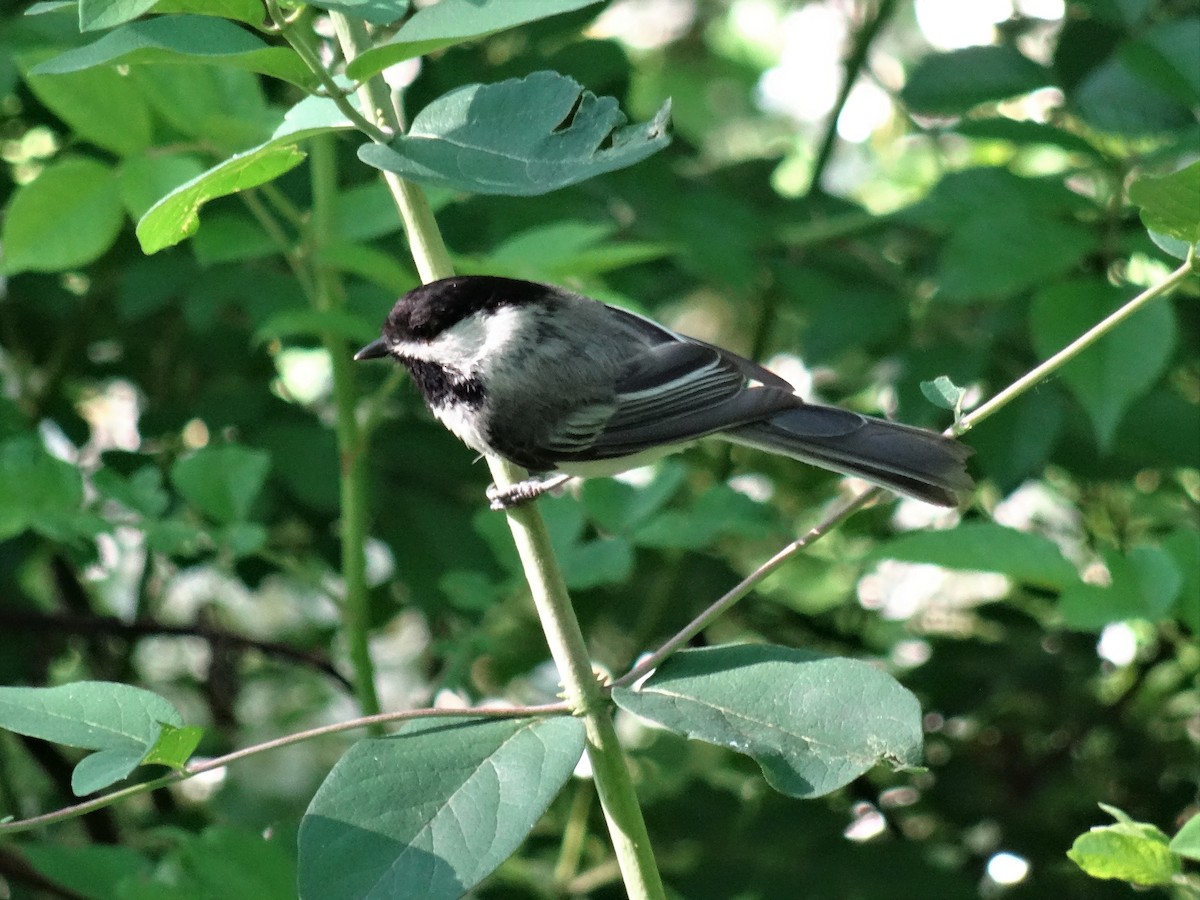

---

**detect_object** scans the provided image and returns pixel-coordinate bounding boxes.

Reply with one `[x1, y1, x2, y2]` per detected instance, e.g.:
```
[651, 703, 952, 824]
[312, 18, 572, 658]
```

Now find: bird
[355, 276, 973, 510]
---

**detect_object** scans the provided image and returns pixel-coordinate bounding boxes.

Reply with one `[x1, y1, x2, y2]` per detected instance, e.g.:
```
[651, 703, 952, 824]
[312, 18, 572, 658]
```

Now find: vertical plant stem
[327, 15, 665, 898]
[309, 134, 382, 722]
[808, 0, 898, 194]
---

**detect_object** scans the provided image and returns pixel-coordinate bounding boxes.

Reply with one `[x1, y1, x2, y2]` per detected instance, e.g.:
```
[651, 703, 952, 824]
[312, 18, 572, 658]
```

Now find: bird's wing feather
[541, 317, 800, 462]
[602, 304, 797, 391]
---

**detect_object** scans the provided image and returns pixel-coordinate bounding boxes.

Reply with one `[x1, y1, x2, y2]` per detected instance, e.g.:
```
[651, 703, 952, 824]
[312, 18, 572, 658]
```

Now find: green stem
[266, 0, 388, 143]
[309, 134, 382, 722]
[954, 248, 1196, 435]
[614, 249, 1198, 691]
[327, 15, 665, 898]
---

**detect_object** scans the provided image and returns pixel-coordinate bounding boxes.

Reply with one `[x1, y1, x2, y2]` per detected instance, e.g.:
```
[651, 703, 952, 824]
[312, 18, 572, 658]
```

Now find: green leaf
[1030, 280, 1176, 450]
[1073, 55, 1195, 136]
[920, 375, 967, 414]
[871, 522, 1079, 591]
[630, 484, 777, 549]
[952, 118, 1103, 158]
[359, 71, 671, 196]
[218, 521, 267, 558]
[19, 54, 154, 156]
[318, 242, 417, 294]
[1068, 807, 1180, 886]
[152, 0, 265, 25]
[79, 0, 157, 31]
[1128, 160, 1200, 244]
[1120, 18, 1200, 106]
[613, 645, 923, 799]
[0, 156, 123, 275]
[170, 444, 271, 524]
[0, 437, 85, 541]
[0, 682, 186, 795]
[1170, 812, 1200, 861]
[1163, 529, 1200, 632]
[29, 16, 317, 90]
[141, 722, 204, 770]
[117, 152, 207, 220]
[136, 146, 305, 253]
[253, 309, 379, 347]
[20, 844, 152, 900]
[136, 92, 357, 253]
[346, 0, 603, 79]
[580, 461, 688, 535]
[178, 826, 298, 900]
[902, 45, 1053, 116]
[128, 64, 277, 151]
[936, 211, 1095, 301]
[463, 220, 671, 280]
[93, 466, 170, 518]
[298, 716, 585, 900]
[306, 0, 410, 26]
[1058, 546, 1182, 629]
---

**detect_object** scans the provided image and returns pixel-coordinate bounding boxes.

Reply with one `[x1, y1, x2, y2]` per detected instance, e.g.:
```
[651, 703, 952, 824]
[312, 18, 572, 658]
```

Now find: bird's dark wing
[543, 310, 800, 462]
[602, 303, 797, 391]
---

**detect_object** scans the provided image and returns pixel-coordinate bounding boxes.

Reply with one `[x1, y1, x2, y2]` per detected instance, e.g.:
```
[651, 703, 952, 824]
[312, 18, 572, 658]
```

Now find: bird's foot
[486, 473, 572, 511]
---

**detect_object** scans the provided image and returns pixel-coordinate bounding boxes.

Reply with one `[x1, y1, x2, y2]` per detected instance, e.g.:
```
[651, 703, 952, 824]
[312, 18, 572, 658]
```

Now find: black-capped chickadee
[355, 276, 973, 510]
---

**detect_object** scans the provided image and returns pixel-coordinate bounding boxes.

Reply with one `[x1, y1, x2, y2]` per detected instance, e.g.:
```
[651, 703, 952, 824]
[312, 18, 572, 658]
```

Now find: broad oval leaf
[19, 53, 154, 156]
[29, 15, 317, 90]
[358, 71, 671, 196]
[0, 156, 123, 275]
[170, 444, 271, 524]
[0, 681, 188, 795]
[79, 0, 157, 31]
[1128, 160, 1200, 244]
[870, 522, 1079, 591]
[346, 0, 603, 79]
[612, 645, 923, 799]
[1030, 280, 1177, 451]
[298, 715, 585, 900]
[0, 436, 85, 540]
[902, 45, 1053, 116]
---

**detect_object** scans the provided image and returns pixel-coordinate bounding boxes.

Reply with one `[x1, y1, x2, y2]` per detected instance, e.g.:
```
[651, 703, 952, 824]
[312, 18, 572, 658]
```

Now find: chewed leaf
[358, 71, 671, 196]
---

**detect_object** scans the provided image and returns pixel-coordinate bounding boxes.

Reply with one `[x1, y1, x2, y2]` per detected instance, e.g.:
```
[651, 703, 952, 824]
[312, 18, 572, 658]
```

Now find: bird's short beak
[354, 337, 390, 361]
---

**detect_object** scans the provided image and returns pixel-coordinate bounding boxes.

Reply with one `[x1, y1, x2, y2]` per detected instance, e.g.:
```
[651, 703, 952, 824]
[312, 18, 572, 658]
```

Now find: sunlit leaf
[614, 646, 922, 798]
[359, 71, 671, 196]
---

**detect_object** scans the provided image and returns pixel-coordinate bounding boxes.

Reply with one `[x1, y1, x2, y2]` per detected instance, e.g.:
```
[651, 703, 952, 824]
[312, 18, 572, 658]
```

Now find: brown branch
[0, 610, 355, 694]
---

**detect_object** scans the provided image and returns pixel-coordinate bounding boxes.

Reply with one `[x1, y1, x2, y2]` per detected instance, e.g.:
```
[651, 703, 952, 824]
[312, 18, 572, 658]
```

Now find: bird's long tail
[726, 404, 974, 507]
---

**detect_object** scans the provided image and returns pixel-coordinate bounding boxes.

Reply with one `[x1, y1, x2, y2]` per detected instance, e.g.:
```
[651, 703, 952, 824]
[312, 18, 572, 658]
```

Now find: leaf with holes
[359, 71, 671, 196]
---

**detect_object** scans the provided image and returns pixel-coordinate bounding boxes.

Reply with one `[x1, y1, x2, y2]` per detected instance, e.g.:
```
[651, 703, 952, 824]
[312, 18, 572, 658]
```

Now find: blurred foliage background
[0, 0, 1197, 897]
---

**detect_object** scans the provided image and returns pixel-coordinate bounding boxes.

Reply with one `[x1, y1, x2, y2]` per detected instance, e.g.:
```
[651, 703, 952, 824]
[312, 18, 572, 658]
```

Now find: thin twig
[264, 0, 391, 144]
[0, 610, 355, 693]
[953, 247, 1196, 435]
[615, 247, 1197, 689]
[0, 703, 569, 836]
